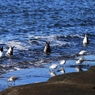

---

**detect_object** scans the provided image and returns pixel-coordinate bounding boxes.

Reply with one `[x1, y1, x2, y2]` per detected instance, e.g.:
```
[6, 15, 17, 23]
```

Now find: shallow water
[0, 0, 95, 91]
[0, 54, 95, 91]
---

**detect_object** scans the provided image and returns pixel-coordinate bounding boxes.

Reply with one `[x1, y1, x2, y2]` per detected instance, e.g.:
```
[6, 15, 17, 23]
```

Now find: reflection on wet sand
[76, 65, 83, 72]
[49, 71, 56, 76]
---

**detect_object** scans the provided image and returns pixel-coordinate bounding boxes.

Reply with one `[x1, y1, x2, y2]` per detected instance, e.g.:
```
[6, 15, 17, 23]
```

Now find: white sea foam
[5, 41, 30, 50]
[14, 67, 21, 70]
[28, 34, 71, 47]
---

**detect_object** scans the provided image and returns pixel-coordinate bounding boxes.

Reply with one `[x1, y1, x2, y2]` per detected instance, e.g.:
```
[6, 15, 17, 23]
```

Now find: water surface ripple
[0, 0, 95, 74]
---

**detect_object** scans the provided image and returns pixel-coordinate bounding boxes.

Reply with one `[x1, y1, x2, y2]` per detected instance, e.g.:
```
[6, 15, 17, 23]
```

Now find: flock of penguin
[0, 34, 89, 85]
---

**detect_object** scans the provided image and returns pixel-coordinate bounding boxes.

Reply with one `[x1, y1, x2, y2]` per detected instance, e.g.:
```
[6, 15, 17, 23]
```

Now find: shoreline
[0, 54, 95, 94]
[0, 65, 95, 95]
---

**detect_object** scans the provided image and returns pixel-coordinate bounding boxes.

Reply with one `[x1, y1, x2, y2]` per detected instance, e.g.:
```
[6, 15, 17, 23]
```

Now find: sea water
[0, 0, 95, 75]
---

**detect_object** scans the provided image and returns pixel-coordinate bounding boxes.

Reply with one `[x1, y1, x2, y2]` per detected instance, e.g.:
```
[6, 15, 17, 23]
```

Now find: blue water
[0, 0, 95, 74]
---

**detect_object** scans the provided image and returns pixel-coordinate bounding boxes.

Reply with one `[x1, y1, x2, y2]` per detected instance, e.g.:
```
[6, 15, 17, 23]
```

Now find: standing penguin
[83, 34, 89, 45]
[44, 42, 51, 54]
[6, 46, 15, 55]
[0, 46, 5, 57]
